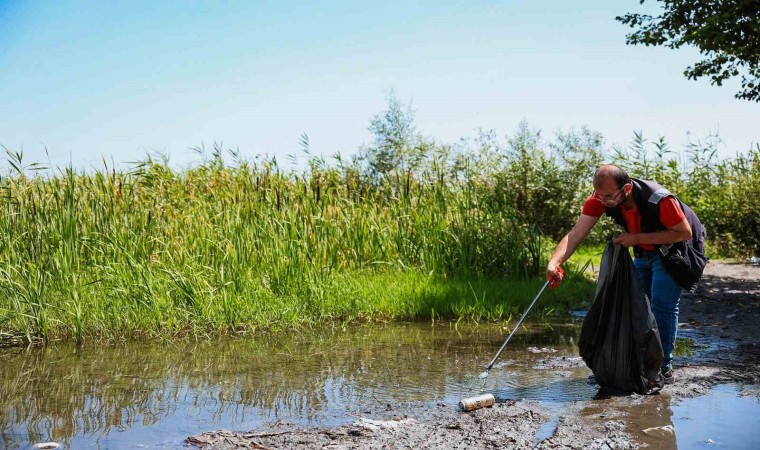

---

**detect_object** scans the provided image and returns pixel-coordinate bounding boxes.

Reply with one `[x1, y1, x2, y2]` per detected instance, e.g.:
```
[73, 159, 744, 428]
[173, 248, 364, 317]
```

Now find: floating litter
[642, 425, 675, 438]
[34, 443, 61, 449]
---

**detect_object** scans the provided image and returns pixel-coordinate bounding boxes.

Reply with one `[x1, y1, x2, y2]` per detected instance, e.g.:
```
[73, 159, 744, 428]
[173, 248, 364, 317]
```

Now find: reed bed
[0, 153, 591, 343]
[4, 122, 755, 344]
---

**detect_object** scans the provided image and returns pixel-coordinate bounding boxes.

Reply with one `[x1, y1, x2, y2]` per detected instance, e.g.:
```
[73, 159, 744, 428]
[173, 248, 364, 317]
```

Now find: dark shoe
[662, 366, 675, 384]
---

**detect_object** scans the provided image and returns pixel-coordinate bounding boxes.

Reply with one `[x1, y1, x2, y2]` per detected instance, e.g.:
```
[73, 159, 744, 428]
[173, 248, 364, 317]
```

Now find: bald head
[593, 164, 631, 189]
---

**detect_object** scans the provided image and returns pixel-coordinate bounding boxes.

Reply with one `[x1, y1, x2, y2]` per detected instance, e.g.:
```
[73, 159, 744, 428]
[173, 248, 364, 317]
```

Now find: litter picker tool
[478, 280, 551, 384]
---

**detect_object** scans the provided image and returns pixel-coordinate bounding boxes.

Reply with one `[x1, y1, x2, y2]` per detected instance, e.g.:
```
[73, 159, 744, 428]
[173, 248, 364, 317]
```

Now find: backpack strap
[648, 188, 672, 205]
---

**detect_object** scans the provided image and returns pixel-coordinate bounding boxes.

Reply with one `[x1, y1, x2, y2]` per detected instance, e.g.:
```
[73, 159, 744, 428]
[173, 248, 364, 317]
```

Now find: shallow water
[0, 320, 757, 449]
[673, 384, 760, 449]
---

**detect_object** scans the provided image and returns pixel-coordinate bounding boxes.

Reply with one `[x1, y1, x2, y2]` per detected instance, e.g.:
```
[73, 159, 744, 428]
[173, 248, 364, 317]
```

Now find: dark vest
[604, 178, 706, 255]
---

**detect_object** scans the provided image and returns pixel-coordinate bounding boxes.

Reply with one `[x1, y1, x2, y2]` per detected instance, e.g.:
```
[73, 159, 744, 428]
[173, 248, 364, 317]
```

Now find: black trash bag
[579, 243, 665, 394]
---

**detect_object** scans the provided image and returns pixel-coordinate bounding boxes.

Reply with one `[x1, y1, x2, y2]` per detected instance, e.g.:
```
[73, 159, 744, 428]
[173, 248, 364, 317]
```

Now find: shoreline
[186, 261, 760, 449]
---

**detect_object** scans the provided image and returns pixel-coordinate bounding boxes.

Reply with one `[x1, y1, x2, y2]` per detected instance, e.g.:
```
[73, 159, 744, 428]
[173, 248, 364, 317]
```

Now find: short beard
[612, 191, 629, 208]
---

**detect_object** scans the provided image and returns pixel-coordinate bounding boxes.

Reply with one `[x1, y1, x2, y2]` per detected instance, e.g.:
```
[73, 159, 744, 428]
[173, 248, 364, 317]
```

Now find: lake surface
[1, 320, 758, 449]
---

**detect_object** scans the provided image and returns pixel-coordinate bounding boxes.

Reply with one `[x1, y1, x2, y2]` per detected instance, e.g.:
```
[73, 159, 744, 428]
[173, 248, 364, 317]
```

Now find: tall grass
[2, 120, 755, 343]
[0, 149, 585, 343]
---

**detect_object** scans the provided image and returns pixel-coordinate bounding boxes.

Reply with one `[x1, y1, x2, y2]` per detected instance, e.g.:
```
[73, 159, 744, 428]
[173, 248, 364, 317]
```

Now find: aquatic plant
[0, 146, 586, 342]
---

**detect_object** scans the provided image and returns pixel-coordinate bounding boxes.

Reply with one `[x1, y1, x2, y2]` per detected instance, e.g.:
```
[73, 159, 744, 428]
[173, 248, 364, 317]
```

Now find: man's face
[594, 177, 630, 208]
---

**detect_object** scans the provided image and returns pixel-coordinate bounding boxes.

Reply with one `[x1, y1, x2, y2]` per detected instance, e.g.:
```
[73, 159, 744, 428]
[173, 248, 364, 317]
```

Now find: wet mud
[187, 261, 760, 449]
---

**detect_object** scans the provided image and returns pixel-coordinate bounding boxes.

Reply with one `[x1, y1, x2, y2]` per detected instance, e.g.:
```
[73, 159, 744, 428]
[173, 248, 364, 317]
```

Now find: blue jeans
[634, 250, 682, 369]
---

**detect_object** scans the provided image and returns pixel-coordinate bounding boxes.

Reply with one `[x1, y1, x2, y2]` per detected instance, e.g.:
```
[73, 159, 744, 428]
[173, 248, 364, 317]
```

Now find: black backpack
[657, 219, 708, 293]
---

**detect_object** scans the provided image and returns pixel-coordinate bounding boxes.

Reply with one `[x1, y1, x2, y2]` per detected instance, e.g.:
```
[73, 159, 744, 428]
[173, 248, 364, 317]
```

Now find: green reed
[3, 124, 756, 344]
[0, 152, 590, 342]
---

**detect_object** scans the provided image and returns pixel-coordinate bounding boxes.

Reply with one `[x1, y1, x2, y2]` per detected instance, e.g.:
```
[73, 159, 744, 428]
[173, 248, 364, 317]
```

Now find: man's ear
[624, 183, 632, 194]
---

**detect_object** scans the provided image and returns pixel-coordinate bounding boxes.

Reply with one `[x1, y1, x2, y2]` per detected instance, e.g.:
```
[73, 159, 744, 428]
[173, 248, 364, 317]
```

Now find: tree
[616, 0, 760, 102]
[362, 92, 428, 179]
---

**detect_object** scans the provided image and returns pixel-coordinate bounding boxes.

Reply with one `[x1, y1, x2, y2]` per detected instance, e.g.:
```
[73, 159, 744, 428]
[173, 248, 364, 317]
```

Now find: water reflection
[577, 389, 677, 449]
[0, 320, 582, 449]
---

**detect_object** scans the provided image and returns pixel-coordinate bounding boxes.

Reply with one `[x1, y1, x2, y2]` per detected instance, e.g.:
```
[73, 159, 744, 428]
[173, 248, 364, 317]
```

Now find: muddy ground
[187, 261, 760, 449]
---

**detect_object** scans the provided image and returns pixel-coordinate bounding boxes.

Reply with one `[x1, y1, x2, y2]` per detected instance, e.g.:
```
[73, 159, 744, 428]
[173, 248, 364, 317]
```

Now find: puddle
[0, 320, 582, 449]
[576, 383, 760, 450]
[0, 320, 758, 449]
[672, 384, 760, 449]
[534, 415, 559, 443]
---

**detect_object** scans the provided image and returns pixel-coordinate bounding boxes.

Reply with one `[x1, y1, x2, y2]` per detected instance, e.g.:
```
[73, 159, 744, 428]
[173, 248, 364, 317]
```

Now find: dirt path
[187, 261, 760, 449]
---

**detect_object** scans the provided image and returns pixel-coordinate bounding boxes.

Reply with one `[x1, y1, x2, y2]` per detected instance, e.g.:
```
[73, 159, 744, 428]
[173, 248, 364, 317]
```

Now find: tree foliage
[616, 0, 760, 101]
[361, 92, 429, 180]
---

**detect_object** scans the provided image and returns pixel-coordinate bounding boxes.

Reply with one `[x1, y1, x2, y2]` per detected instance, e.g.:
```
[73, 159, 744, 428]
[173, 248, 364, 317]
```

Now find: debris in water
[527, 347, 558, 353]
[642, 425, 675, 438]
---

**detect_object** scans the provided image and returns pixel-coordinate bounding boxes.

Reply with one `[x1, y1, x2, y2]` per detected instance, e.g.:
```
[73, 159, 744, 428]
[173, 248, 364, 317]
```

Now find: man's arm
[546, 214, 600, 279]
[611, 218, 692, 247]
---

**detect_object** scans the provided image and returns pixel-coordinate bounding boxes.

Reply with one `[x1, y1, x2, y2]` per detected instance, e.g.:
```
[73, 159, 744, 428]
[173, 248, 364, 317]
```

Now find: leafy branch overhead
[616, 0, 760, 102]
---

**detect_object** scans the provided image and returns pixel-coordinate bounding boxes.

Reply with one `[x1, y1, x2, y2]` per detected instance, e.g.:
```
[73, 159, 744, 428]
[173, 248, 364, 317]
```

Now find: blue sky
[1, 1, 757, 171]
